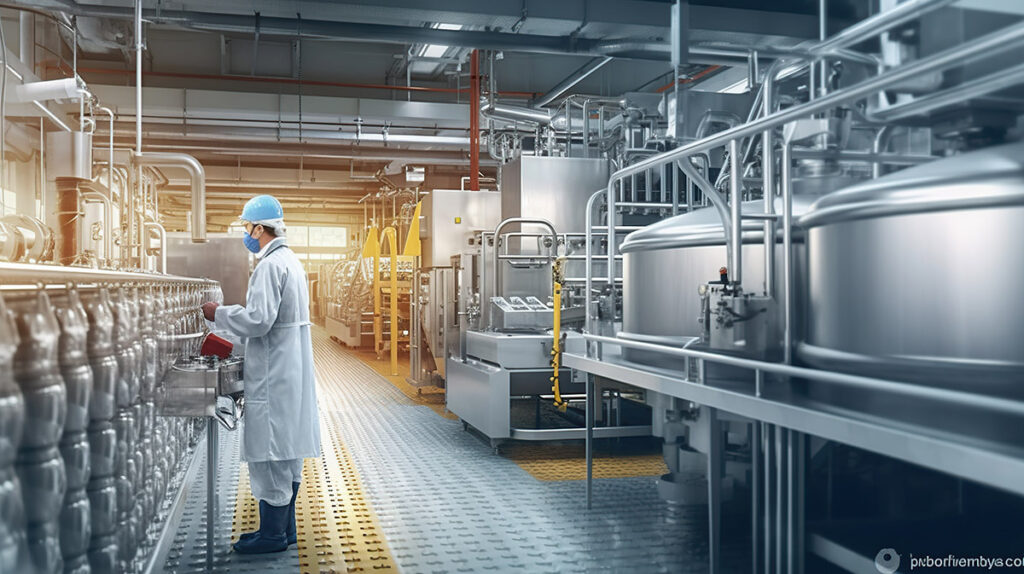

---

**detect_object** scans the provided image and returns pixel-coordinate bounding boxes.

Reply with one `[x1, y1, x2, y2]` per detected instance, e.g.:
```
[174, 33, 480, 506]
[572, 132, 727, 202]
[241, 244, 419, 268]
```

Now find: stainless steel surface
[564, 343, 1024, 496]
[45, 131, 93, 180]
[798, 142, 1024, 387]
[418, 189, 500, 269]
[620, 198, 815, 364]
[499, 156, 609, 246]
[165, 234, 250, 306]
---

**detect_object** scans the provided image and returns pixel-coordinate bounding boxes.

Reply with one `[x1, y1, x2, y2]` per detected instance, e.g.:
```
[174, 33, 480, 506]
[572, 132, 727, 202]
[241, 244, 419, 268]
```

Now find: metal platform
[159, 328, 746, 573]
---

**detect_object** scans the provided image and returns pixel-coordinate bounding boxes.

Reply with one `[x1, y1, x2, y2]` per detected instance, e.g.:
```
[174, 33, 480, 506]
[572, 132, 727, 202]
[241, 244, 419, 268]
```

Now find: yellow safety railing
[375, 226, 400, 376]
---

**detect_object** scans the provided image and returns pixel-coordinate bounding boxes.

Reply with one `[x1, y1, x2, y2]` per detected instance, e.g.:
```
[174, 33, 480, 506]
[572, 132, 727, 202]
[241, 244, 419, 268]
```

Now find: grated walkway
[160, 327, 744, 573]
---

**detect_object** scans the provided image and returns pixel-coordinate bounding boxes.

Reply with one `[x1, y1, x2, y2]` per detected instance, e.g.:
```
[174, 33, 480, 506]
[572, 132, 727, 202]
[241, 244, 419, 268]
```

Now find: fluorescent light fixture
[435, 23, 462, 31]
[720, 78, 751, 94]
[33, 101, 72, 132]
[421, 44, 449, 58]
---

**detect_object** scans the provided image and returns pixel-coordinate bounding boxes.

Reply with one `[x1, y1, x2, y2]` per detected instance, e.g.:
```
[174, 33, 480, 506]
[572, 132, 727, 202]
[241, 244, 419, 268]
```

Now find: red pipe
[69, 65, 541, 98]
[655, 65, 722, 93]
[469, 49, 480, 191]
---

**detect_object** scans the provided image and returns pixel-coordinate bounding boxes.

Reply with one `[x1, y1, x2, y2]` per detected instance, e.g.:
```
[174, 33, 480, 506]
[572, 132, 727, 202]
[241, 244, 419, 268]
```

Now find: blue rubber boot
[233, 500, 289, 554]
[286, 482, 300, 545]
[239, 483, 300, 545]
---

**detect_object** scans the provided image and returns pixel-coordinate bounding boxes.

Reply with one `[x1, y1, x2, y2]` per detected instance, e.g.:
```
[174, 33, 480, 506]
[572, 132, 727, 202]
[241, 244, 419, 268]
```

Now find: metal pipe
[533, 57, 613, 108]
[480, 101, 553, 125]
[470, 49, 480, 191]
[143, 221, 166, 273]
[872, 61, 1024, 122]
[609, 19, 1024, 186]
[782, 143, 794, 364]
[584, 189, 603, 348]
[675, 158, 733, 271]
[872, 126, 895, 179]
[9, 77, 79, 103]
[729, 139, 742, 285]
[80, 189, 113, 265]
[133, 152, 207, 242]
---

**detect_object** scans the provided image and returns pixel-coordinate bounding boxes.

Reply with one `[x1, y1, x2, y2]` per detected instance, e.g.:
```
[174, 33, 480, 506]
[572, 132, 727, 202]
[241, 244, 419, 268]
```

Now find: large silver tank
[619, 197, 815, 365]
[798, 141, 1024, 390]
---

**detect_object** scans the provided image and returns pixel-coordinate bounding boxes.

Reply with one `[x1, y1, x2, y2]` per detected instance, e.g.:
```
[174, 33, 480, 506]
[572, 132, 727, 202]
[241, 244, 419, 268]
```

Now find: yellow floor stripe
[502, 442, 669, 481]
[230, 423, 397, 573]
[231, 340, 399, 572]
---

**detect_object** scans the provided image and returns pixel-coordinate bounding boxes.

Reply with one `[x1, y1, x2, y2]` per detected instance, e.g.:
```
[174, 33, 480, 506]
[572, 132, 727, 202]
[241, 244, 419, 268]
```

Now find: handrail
[587, 17, 1024, 342]
[491, 217, 557, 304]
[579, 334, 1024, 418]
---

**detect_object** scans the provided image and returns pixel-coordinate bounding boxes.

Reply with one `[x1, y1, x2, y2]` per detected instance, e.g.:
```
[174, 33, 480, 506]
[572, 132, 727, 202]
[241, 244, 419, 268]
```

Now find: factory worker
[200, 194, 321, 554]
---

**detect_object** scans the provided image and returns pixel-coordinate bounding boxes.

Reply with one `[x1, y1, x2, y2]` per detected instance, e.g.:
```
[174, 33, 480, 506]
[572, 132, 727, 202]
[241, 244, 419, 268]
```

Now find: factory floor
[158, 328, 747, 574]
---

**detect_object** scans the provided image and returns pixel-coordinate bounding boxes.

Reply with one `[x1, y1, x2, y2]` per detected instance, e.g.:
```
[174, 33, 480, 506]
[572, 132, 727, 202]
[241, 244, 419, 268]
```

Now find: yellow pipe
[551, 257, 567, 412]
[373, 243, 382, 358]
[380, 227, 399, 376]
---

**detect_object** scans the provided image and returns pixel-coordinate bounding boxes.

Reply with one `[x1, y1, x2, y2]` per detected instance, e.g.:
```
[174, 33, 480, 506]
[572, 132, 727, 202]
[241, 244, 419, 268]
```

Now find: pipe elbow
[134, 152, 207, 243]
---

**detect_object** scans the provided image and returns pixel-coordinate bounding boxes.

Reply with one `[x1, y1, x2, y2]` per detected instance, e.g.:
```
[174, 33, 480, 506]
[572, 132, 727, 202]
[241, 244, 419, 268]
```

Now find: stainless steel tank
[619, 197, 815, 365]
[798, 141, 1024, 390]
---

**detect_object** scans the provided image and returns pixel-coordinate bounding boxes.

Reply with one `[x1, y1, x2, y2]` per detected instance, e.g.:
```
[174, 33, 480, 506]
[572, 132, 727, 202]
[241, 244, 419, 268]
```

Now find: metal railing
[584, 12, 1024, 363]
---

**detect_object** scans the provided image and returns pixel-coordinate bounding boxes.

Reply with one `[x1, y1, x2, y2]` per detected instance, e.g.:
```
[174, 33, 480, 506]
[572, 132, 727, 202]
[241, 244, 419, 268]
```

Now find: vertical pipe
[729, 139, 742, 285]
[386, 229, 398, 376]
[752, 421, 762, 573]
[605, 175, 615, 315]
[707, 407, 722, 574]
[583, 190, 602, 349]
[582, 100, 589, 158]
[782, 143, 794, 364]
[775, 427, 787, 574]
[135, 0, 143, 267]
[819, 0, 828, 95]
[585, 374, 594, 508]
[764, 423, 774, 574]
[469, 49, 480, 191]
[19, 12, 35, 74]
[206, 419, 217, 572]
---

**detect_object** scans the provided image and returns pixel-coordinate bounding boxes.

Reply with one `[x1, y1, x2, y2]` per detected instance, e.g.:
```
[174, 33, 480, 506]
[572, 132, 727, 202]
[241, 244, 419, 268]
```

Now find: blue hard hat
[240, 195, 284, 223]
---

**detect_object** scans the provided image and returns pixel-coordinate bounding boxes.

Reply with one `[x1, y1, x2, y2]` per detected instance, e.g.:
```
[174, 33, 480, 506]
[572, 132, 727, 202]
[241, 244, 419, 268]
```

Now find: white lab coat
[214, 237, 322, 463]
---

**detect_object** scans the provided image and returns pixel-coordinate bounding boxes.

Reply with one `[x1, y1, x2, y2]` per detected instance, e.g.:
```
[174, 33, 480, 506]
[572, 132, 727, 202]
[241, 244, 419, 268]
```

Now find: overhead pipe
[9, 77, 79, 103]
[133, 152, 207, 243]
[469, 49, 480, 191]
[480, 101, 554, 126]
[532, 57, 613, 108]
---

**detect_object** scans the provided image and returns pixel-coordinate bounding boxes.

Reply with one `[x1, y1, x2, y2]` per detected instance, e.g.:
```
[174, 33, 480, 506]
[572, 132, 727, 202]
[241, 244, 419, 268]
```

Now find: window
[1, 188, 15, 216]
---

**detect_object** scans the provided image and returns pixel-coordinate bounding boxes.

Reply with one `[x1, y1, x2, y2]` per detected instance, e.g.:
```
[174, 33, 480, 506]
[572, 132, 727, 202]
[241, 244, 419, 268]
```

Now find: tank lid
[619, 196, 816, 254]
[799, 141, 1024, 229]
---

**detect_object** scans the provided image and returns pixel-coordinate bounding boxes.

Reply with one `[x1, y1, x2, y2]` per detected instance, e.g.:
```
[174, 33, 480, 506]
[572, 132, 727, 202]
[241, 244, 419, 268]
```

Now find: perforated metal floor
[159, 329, 746, 573]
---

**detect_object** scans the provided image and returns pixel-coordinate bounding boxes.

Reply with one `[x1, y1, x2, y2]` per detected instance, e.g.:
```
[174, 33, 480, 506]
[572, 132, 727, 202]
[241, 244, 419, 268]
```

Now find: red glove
[202, 302, 220, 322]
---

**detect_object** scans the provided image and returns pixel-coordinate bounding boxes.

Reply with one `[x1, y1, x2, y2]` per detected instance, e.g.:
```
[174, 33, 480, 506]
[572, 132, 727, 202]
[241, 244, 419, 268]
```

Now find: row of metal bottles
[0, 279, 221, 574]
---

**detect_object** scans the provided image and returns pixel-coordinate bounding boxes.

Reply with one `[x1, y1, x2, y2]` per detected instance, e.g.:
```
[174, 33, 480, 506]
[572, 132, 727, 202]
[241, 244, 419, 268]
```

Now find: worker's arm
[213, 263, 284, 339]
